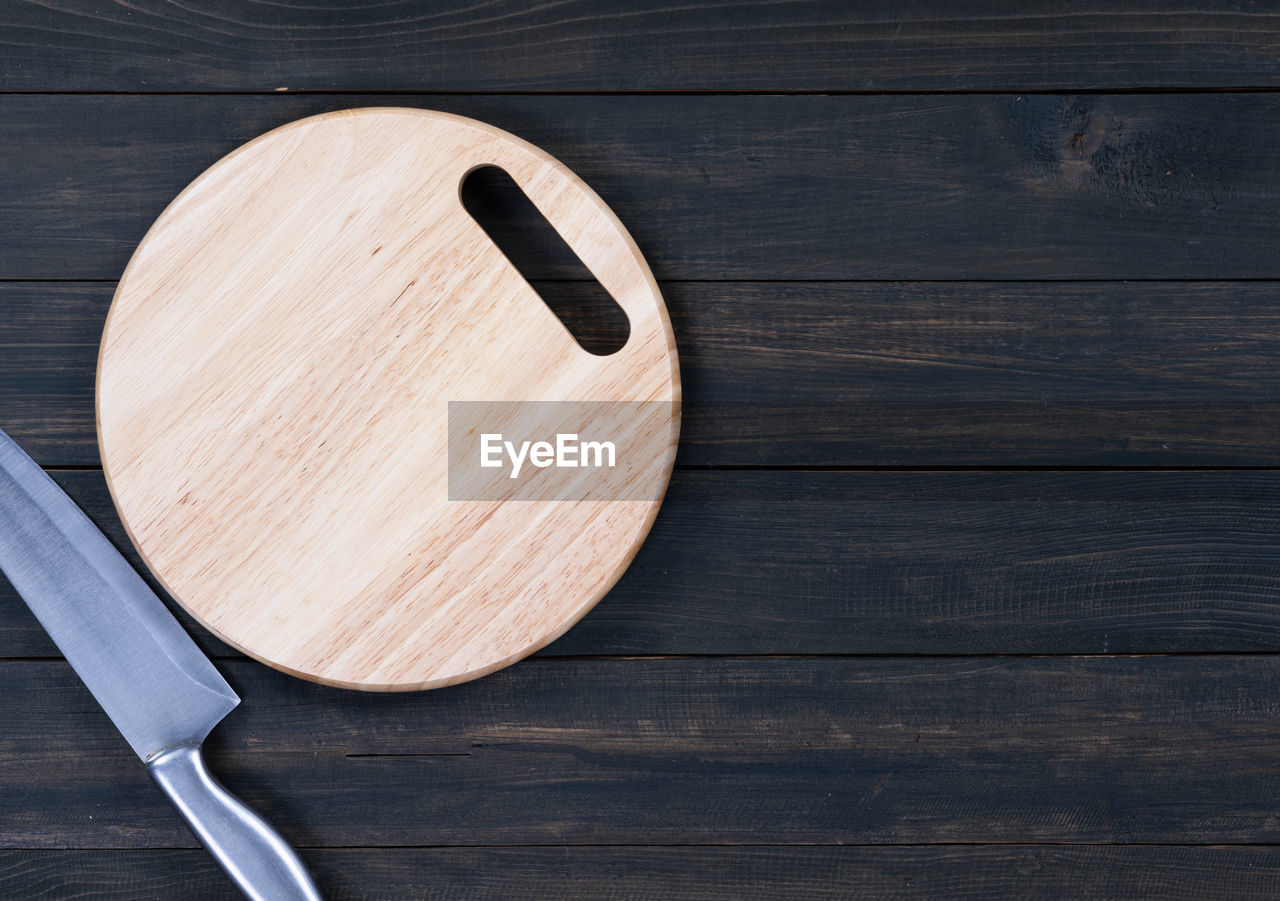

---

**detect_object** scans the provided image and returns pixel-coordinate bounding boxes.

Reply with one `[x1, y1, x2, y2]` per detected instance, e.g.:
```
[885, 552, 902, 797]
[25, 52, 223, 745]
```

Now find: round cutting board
[97, 108, 680, 691]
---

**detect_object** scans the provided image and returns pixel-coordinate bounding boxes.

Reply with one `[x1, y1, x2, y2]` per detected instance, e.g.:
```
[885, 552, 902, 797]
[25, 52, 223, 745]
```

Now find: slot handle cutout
[461, 165, 631, 356]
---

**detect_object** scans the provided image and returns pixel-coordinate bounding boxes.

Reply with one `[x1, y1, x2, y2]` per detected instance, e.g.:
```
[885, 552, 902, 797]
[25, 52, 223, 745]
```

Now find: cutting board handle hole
[461, 165, 631, 356]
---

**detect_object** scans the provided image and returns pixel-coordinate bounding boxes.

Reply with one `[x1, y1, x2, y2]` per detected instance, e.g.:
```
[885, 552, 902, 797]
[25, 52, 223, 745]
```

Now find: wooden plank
[6, 94, 1280, 281]
[3, 656, 1280, 847]
[1, 2, 1277, 93]
[7, 846, 1280, 900]
[0, 284, 101, 467]
[8, 280, 1280, 468]
[677, 279, 1280, 466]
[4, 469, 1280, 659]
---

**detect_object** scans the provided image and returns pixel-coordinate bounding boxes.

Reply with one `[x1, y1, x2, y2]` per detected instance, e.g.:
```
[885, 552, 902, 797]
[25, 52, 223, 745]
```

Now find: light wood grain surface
[96, 108, 680, 691]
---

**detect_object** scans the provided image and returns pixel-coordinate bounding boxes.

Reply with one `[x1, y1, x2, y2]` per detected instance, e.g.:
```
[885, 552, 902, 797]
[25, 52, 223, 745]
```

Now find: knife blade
[0, 428, 322, 901]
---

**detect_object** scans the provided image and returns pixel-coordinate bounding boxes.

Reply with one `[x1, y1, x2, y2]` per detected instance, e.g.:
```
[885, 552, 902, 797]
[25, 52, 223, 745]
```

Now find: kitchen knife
[0, 428, 322, 901]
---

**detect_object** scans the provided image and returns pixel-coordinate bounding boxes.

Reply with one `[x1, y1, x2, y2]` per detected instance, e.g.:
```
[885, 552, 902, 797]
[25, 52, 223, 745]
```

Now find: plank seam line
[38, 467, 1280, 475]
[4, 88, 1280, 97]
[10, 652, 1280, 663]
[10, 841, 1280, 851]
[14, 278, 1280, 286]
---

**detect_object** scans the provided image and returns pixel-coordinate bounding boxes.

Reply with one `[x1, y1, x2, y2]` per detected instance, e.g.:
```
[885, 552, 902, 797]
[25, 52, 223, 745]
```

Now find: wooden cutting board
[97, 108, 680, 691]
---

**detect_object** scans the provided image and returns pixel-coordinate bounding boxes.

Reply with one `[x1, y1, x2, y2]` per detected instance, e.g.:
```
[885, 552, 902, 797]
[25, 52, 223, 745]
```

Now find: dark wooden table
[4, 3, 1280, 898]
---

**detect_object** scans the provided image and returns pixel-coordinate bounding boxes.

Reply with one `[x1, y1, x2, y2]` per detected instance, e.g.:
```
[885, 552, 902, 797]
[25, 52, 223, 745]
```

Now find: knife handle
[148, 743, 323, 901]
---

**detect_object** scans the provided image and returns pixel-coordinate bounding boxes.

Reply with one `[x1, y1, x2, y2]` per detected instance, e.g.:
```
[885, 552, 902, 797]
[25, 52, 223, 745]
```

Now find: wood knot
[1068, 115, 1108, 161]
